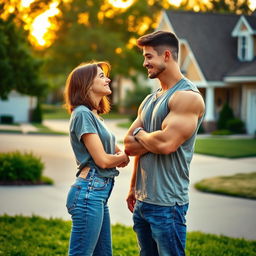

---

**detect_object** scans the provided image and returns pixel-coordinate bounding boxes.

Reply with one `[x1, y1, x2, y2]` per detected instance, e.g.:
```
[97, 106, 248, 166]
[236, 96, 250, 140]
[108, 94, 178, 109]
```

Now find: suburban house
[0, 91, 37, 123]
[154, 10, 256, 134]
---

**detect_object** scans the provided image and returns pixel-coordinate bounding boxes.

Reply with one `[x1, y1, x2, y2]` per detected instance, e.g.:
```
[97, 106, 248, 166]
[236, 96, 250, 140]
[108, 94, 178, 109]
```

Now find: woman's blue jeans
[133, 200, 189, 256]
[66, 169, 114, 256]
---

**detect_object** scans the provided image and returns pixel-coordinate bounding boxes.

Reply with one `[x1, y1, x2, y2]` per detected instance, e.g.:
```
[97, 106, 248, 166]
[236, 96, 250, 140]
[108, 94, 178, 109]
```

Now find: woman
[64, 61, 129, 256]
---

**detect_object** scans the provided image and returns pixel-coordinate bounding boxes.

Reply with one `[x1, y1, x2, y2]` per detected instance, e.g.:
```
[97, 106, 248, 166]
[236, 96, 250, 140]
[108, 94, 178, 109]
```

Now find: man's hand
[126, 189, 136, 213]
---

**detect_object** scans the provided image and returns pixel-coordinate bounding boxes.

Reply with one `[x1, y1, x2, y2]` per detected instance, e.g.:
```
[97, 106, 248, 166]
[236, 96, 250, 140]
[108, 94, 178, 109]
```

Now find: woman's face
[90, 67, 111, 97]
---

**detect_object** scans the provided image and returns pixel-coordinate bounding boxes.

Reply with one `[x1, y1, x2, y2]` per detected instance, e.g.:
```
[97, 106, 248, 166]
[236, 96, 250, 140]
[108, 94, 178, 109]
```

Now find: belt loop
[89, 168, 95, 181]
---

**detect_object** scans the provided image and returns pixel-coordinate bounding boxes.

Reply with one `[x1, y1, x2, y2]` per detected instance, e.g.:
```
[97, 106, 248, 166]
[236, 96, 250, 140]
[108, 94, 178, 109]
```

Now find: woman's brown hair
[64, 61, 111, 114]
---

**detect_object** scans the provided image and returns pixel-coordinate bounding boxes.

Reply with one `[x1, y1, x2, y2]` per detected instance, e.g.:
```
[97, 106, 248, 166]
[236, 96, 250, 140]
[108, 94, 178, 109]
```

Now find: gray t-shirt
[136, 78, 203, 206]
[69, 105, 119, 178]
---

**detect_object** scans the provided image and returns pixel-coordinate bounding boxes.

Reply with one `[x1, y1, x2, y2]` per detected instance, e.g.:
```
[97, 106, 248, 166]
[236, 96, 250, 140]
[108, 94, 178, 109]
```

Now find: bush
[217, 103, 234, 129]
[31, 100, 42, 123]
[197, 123, 205, 134]
[0, 151, 44, 182]
[226, 118, 245, 134]
[211, 129, 233, 136]
[0, 115, 14, 124]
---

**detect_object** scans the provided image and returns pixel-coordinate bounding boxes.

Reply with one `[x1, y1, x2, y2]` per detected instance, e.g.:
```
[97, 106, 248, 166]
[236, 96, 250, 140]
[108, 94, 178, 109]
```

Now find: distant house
[154, 10, 256, 134]
[0, 91, 37, 123]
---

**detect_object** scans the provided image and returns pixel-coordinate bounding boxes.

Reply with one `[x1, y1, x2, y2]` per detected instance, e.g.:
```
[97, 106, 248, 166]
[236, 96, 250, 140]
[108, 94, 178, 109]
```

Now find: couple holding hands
[64, 30, 205, 256]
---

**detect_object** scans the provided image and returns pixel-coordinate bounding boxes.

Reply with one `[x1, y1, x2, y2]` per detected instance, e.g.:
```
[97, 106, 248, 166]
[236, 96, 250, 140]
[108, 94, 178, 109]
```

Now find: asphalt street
[0, 119, 255, 240]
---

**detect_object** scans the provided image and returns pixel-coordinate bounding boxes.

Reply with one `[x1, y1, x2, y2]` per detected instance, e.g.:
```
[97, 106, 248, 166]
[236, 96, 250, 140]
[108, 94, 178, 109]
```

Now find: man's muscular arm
[135, 91, 205, 155]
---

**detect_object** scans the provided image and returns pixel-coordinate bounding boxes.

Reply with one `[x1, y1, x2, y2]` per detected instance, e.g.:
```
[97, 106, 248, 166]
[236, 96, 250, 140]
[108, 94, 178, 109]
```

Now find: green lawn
[42, 104, 70, 120]
[195, 138, 256, 158]
[0, 215, 255, 256]
[195, 172, 256, 200]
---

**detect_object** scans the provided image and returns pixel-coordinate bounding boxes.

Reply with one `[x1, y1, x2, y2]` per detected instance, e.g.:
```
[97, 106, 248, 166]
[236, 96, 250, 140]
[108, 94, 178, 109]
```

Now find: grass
[195, 138, 256, 158]
[117, 121, 132, 129]
[0, 129, 22, 134]
[42, 104, 70, 120]
[0, 215, 255, 256]
[195, 172, 256, 200]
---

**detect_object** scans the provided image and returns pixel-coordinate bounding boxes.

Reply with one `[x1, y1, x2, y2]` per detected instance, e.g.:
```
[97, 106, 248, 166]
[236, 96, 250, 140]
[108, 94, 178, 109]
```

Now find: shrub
[226, 118, 245, 134]
[0, 151, 44, 182]
[31, 100, 42, 123]
[217, 103, 234, 129]
[0, 115, 14, 124]
[197, 123, 205, 134]
[211, 129, 233, 136]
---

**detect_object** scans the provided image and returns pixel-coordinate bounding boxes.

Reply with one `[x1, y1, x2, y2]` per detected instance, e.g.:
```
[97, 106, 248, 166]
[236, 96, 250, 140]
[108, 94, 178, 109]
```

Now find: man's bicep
[162, 111, 199, 143]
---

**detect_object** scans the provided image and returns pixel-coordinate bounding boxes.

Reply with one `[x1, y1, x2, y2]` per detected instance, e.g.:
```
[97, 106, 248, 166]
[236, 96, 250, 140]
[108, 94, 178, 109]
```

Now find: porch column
[204, 86, 216, 132]
[204, 86, 215, 121]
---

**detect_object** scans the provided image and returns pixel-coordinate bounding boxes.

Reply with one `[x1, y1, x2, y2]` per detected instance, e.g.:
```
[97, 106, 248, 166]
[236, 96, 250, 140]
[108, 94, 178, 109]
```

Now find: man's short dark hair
[137, 31, 179, 61]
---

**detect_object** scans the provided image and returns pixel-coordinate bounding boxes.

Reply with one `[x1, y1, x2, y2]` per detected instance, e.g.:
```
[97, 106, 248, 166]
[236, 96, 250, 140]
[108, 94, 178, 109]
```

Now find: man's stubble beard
[148, 64, 166, 79]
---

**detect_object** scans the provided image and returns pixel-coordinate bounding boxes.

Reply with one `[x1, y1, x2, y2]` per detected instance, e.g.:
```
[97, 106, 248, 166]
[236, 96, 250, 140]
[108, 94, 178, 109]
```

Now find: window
[238, 35, 253, 61]
[241, 36, 247, 60]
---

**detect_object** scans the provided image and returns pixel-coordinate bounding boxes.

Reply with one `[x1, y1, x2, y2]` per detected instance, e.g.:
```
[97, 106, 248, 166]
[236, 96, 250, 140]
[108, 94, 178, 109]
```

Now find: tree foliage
[0, 13, 47, 99]
[43, 0, 169, 84]
[41, 0, 252, 90]
[207, 0, 251, 14]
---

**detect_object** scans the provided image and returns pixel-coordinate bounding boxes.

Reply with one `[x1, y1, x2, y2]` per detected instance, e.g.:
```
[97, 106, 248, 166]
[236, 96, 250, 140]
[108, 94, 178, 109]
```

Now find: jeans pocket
[91, 177, 107, 191]
[66, 185, 82, 213]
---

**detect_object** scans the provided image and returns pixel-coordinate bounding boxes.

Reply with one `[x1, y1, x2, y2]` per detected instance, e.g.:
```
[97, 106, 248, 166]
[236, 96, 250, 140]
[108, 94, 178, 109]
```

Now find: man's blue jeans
[133, 200, 189, 256]
[66, 169, 114, 256]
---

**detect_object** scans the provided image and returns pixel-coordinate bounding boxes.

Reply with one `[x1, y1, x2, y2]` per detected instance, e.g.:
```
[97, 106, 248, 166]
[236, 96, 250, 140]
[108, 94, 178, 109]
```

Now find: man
[124, 31, 205, 256]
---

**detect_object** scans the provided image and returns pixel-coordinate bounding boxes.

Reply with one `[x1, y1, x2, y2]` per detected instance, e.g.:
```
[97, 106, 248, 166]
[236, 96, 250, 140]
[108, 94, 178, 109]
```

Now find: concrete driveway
[0, 119, 255, 240]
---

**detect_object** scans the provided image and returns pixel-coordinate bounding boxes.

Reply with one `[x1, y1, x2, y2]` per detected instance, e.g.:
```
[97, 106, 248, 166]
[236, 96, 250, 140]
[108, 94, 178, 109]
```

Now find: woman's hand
[116, 151, 130, 168]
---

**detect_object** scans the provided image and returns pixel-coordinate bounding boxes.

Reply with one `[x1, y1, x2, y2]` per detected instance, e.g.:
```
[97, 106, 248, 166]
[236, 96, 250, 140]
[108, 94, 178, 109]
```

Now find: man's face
[142, 46, 166, 79]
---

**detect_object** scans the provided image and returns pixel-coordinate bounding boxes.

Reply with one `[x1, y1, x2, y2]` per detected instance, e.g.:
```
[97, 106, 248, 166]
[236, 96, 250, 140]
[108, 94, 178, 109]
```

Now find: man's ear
[164, 50, 171, 61]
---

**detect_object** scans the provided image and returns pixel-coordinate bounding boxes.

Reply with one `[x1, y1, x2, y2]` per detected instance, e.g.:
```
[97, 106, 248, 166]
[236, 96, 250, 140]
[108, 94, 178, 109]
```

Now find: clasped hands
[115, 151, 130, 168]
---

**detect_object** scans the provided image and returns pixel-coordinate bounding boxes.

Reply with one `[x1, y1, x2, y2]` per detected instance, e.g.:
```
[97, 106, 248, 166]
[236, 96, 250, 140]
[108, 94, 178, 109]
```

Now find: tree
[0, 14, 47, 99]
[207, 0, 251, 14]
[42, 0, 173, 87]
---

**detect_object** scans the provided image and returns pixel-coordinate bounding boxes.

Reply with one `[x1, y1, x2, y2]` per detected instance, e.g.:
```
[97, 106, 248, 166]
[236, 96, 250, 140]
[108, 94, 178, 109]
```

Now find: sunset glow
[30, 1, 60, 47]
[19, 0, 256, 48]
[249, 0, 256, 10]
[21, 0, 34, 8]
[108, 0, 135, 9]
[168, 0, 183, 7]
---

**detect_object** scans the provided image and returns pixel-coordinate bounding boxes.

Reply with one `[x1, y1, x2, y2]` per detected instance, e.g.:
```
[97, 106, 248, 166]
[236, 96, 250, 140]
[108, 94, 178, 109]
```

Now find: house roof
[246, 15, 256, 30]
[225, 60, 256, 77]
[165, 10, 256, 81]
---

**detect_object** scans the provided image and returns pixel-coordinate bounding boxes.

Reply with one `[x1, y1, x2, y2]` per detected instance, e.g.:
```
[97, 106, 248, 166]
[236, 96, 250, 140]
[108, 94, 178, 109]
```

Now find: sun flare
[108, 0, 135, 9]
[30, 1, 60, 47]
[249, 0, 256, 10]
[167, 0, 183, 7]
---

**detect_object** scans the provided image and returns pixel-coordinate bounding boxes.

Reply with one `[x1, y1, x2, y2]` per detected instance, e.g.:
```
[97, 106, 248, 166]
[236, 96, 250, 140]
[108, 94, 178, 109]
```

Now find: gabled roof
[225, 60, 256, 78]
[165, 10, 256, 81]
